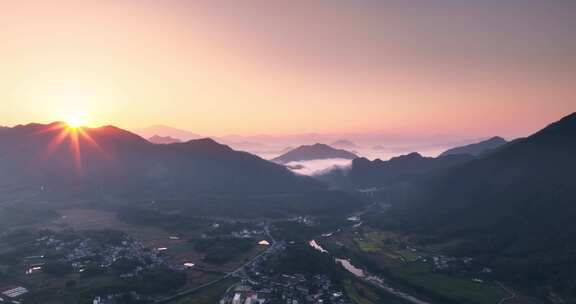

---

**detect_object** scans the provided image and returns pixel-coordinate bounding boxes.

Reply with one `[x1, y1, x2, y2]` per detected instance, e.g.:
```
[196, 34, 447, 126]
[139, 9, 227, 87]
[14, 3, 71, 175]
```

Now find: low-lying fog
[230, 144, 452, 176]
[284, 158, 354, 176]
[139, 126, 490, 176]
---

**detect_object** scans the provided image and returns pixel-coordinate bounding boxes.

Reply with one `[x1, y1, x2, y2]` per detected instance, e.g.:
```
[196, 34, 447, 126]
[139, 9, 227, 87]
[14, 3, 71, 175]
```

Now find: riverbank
[309, 239, 432, 304]
[309, 224, 509, 304]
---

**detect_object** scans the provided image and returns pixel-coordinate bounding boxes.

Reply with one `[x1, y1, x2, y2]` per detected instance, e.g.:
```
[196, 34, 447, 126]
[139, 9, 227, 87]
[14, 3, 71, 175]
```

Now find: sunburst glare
[65, 116, 88, 129]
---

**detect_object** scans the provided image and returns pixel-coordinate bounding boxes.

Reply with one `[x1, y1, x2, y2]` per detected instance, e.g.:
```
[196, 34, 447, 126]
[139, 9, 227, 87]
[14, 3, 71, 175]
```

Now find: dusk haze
[0, 1, 575, 304]
[1, 1, 574, 139]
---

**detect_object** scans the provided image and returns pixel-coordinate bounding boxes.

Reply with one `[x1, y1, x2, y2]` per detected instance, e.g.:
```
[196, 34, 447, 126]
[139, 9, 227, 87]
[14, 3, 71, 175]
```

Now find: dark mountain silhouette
[402, 112, 576, 231]
[148, 135, 182, 144]
[439, 136, 507, 157]
[331, 139, 356, 149]
[376, 113, 576, 297]
[0, 122, 320, 197]
[272, 143, 358, 164]
[320, 152, 473, 189]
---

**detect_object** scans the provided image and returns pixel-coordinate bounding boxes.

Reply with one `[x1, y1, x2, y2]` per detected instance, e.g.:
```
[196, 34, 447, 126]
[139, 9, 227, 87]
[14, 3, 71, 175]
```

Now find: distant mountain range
[372, 112, 576, 297]
[133, 125, 202, 141]
[403, 113, 576, 232]
[318, 152, 473, 189]
[0, 122, 320, 197]
[147, 135, 182, 144]
[320, 136, 508, 189]
[331, 139, 356, 149]
[272, 143, 358, 164]
[439, 136, 507, 157]
[351, 153, 473, 188]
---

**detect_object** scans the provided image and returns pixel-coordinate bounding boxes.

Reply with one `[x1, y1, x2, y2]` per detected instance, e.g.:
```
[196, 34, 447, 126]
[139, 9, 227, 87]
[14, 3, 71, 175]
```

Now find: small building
[232, 293, 242, 304]
[1, 286, 29, 299]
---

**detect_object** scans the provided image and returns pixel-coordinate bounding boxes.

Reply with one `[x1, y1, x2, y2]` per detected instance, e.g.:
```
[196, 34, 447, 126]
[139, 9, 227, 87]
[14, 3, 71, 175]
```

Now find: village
[0, 217, 279, 304]
[220, 257, 352, 304]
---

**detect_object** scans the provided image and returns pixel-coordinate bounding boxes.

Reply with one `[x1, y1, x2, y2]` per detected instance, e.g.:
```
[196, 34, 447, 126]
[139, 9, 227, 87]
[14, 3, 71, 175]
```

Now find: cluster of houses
[407, 249, 495, 284]
[223, 272, 350, 304]
[222, 285, 266, 304]
[34, 232, 167, 274]
[232, 229, 265, 239]
[395, 245, 496, 284]
[0, 286, 28, 303]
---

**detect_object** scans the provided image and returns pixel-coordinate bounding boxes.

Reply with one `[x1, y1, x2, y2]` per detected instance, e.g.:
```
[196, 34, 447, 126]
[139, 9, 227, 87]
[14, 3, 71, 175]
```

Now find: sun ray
[77, 127, 110, 159]
[37, 120, 111, 176]
[42, 127, 70, 159]
[68, 128, 84, 176]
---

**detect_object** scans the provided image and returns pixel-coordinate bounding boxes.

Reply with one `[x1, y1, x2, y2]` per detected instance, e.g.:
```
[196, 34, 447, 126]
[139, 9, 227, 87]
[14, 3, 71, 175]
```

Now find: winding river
[309, 239, 365, 276]
[309, 239, 431, 304]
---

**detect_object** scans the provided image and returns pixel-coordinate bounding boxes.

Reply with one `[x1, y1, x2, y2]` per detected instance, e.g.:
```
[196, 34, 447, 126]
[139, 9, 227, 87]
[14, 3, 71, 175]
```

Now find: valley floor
[315, 224, 546, 304]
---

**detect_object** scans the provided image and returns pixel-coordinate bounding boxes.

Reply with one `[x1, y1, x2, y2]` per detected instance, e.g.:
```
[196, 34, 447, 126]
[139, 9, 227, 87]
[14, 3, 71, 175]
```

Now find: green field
[353, 230, 396, 253]
[343, 278, 409, 304]
[344, 279, 376, 304]
[396, 249, 419, 262]
[331, 228, 507, 304]
[392, 263, 505, 304]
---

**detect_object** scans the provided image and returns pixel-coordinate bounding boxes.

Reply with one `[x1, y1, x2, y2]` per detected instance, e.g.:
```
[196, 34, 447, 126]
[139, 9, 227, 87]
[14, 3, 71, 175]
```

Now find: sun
[43, 113, 106, 176]
[65, 116, 88, 128]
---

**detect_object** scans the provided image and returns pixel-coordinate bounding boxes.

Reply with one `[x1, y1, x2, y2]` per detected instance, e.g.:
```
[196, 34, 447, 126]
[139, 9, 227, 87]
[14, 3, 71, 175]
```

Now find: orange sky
[1, 0, 574, 138]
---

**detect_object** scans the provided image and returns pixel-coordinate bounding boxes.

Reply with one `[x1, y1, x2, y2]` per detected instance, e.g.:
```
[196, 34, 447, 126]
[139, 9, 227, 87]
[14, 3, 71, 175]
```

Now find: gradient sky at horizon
[1, 0, 574, 138]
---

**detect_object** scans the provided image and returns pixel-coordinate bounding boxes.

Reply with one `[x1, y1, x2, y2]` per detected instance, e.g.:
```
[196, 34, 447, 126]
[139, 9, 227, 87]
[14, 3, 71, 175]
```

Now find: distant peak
[190, 137, 220, 145]
[95, 125, 136, 135]
[272, 142, 357, 163]
[148, 134, 181, 144]
[310, 143, 330, 148]
[401, 152, 423, 158]
[178, 137, 234, 153]
[184, 137, 229, 148]
[440, 135, 508, 157]
[386, 152, 424, 162]
[476, 136, 507, 145]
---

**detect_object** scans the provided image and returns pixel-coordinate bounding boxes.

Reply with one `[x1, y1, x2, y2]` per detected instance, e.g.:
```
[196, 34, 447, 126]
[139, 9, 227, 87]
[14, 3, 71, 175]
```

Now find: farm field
[323, 227, 508, 304]
[40, 208, 174, 246]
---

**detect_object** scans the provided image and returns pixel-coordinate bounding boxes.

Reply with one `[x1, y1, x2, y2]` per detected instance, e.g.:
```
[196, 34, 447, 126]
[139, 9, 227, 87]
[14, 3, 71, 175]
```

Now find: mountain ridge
[148, 135, 182, 144]
[439, 136, 507, 157]
[372, 112, 576, 297]
[272, 143, 357, 164]
[133, 125, 202, 141]
[0, 122, 321, 196]
[347, 152, 473, 188]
